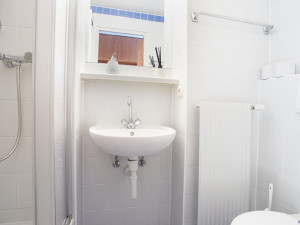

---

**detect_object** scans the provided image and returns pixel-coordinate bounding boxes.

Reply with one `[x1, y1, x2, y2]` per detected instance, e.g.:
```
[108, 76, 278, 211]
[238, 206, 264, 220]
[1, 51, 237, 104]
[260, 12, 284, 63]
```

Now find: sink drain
[130, 132, 134, 136]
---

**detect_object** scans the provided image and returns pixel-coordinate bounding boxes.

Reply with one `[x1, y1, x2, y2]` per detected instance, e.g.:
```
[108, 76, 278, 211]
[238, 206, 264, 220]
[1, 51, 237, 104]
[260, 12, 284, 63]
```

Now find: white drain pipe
[127, 157, 139, 199]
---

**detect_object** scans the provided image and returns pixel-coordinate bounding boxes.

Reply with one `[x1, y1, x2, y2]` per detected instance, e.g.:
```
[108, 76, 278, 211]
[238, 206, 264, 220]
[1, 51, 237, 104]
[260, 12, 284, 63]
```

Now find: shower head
[0, 52, 32, 68]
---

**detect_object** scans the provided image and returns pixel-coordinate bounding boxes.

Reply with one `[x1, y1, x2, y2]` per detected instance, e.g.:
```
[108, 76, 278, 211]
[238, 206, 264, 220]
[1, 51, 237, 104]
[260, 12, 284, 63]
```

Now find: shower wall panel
[0, 0, 35, 223]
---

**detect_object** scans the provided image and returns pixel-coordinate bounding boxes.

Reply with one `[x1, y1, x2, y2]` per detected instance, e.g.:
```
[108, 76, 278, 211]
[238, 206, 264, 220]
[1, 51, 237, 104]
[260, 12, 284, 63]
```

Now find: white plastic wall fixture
[128, 158, 139, 199]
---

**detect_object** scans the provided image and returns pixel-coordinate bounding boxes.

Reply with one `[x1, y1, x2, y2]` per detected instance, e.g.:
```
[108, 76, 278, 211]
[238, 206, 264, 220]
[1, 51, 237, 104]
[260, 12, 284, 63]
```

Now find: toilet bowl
[231, 211, 300, 225]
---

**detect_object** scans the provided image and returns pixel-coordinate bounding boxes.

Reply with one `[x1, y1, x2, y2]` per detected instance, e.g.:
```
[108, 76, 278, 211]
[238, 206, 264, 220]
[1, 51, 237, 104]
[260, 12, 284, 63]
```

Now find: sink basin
[89, 124, 176, 157]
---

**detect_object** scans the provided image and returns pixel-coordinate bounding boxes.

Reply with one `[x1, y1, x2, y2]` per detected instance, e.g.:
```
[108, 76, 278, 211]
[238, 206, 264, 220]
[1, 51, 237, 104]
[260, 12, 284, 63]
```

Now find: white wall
[167, 0, 188, 224]
[163, 0, 173, 68]
[184, 0, 269, 224]
[257, 76, 300, 213]
[72, 0, 91, 225]
[89, 13, 164, 67]
[255, 0, 300, 213]
[0, 0, 35, 223]
[269, 0, 300, 73]
[81, 80, 173, 225]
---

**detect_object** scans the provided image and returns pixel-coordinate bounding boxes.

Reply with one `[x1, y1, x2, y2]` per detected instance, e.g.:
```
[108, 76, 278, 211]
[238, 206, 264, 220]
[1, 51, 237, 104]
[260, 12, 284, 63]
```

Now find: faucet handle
[133, 119, 141, 127]
[121, 119, 129, 127]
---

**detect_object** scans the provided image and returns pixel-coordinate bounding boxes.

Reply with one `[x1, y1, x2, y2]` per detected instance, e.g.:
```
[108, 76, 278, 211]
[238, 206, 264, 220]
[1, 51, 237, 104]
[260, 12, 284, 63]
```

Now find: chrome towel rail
[191, 11, 274, 35]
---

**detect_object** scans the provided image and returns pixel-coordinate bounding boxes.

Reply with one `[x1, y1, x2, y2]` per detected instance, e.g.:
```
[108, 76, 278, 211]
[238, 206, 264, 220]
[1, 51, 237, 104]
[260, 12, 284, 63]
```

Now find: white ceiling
[90, 0, 164, 15]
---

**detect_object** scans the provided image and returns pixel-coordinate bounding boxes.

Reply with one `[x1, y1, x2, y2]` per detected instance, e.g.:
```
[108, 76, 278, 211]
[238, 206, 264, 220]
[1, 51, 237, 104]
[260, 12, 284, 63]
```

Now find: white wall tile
[0, 65, 18, 100]
[269, 0, 300, 73]
[17, 173, 33, 208]
[185, 166, 198, 196]
[148, 181, 160, 204]
[147, 205, 160, 225]
[187, 76, 259, 106]
[184, 196, 198, 224]
[0, 1, 33, 219]
[17, 28, 34, 55]
[283, 141, 300, 177]
[17, 208, 34, 222]
[257, 75, 300, 212]
[124, 206, 148, 225]
[159, 204, 171, 225]
[160, 180, 171, 204]
[0, 209, 16, 224]
[17, 137, 33, 173]
[172, 134, 185, 164]
[146, 155, 161, 181]
[0, 174, 17, 210]
[0, 100, 18, 136]
[280, 173, 300, 210]
[269, 138, 284, 170]
[188, 46, 268, 79]
[0, 137, 19, 174]
[0, 26, 18, 55]
[84, 185, 110, 211]
[186, 137, 199, 166]
[21, 100, 33, 137]
[171, 158, 184, 225]
[160, 151, 172, 180]
[0, 0, 19, 26]
[84, 211, 109, 225]
[17, 0, 35, 28]
[107, 209, 123, 225]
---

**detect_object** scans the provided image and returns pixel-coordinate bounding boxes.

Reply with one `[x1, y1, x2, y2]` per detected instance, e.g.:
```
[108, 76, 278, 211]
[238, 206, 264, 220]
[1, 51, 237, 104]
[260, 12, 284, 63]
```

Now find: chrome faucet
[121, 96, 141, 129]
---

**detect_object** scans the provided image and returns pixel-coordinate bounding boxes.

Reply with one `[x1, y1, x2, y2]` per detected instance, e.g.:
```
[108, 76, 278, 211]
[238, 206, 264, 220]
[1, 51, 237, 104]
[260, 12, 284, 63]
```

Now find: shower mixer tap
[0, 52, 32, 68]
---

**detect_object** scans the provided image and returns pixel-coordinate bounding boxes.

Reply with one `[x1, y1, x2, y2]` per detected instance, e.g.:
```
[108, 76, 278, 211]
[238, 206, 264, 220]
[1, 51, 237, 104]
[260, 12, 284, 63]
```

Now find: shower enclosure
[0, 1, 35, 224]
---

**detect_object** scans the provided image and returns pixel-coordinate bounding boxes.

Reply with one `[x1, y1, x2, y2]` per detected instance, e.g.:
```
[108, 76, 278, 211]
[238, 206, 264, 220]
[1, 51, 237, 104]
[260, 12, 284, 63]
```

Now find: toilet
[231, 211, 300, 225]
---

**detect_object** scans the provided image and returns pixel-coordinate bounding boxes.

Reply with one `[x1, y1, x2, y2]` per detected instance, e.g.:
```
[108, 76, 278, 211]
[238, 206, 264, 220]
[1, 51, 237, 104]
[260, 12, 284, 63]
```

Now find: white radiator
[198, 102, 252, 225]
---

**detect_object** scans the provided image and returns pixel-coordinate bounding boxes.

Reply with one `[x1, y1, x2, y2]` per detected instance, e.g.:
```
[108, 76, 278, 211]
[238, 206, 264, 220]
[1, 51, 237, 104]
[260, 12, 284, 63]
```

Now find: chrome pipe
[192, 11, 274, 35]
[127, 96, 132, 122]
[122, 96, 141, 129]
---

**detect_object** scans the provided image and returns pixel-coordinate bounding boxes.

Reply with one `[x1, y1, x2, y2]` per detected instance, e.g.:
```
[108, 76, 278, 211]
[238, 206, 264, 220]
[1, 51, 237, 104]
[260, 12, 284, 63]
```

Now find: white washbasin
[89, 124, 176, 157]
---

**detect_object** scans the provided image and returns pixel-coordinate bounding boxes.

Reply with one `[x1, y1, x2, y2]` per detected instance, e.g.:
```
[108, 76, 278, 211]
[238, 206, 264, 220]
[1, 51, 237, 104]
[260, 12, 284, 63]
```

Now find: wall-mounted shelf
[81, 63, 179, 85]
[81, 73, 179, 85]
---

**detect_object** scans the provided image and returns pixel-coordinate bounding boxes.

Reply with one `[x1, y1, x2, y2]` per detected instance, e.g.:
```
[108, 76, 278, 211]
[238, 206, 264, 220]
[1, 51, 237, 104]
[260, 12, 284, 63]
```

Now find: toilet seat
[231, 211, 298, 225]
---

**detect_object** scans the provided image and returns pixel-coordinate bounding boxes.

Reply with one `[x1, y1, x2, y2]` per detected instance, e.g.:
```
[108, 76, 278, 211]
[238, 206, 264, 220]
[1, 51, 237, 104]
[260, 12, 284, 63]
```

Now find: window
[98, 31, 144, 66]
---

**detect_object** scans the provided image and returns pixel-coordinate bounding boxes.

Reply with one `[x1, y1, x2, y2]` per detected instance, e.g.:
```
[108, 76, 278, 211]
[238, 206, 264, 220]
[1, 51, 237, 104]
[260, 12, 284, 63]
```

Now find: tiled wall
[163, 0, 173, 68]
[185, 0, 269, 224]
[167, 0, 188, 224]
[269, 0, 300, 73]
[257, 76, 300, 213]
[0, 0, 34, 223]
[255, 0, 300, 213]
[82, 80, 173, 225]
[74, 0, 92, 224]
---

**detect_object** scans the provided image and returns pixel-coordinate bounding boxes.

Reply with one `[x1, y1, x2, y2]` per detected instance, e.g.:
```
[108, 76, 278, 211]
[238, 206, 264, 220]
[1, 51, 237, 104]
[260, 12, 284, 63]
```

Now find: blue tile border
[91, 5, 164, 23]
[141, 13, 148, 21]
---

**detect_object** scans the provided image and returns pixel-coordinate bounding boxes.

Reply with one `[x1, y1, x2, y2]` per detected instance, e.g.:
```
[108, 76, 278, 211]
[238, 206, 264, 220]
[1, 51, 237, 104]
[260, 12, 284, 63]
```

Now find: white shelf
[81, 73, 179, 85]
[81, 63, 179, 85]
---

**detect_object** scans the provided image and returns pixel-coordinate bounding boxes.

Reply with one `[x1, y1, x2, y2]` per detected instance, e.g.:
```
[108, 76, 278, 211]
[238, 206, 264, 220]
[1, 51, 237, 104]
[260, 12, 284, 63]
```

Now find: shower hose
[0, 65, 22, 162]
